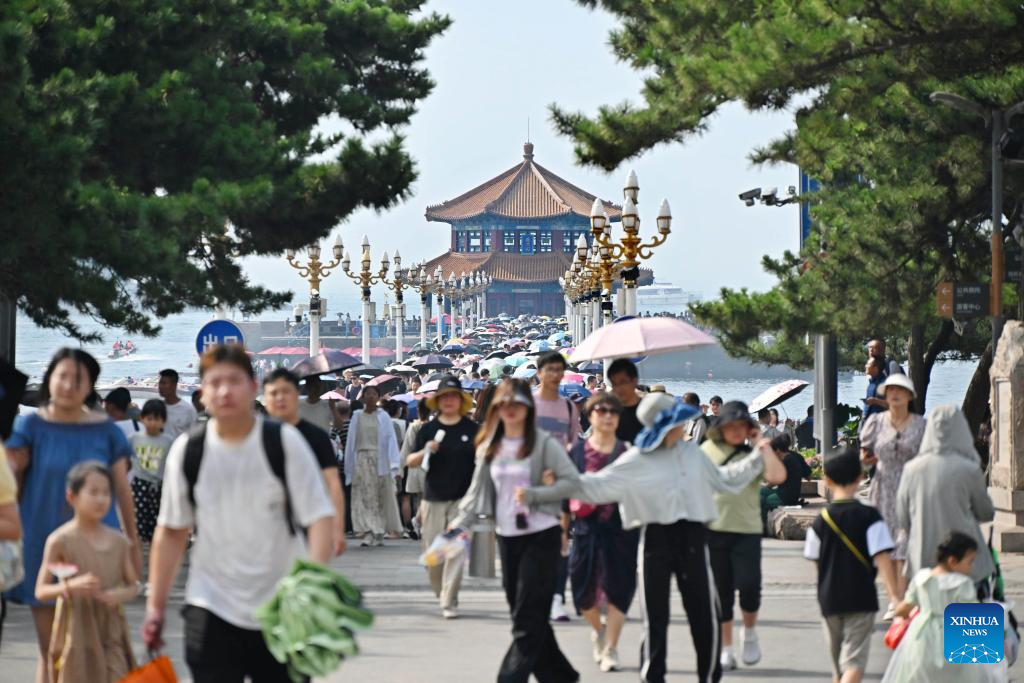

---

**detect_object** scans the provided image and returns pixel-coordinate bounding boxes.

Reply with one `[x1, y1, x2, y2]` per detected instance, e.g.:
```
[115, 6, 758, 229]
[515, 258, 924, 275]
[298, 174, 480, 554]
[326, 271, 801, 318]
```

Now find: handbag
[0, 539, 24, 591]
[118, 654, 178, 682]
[884, 607, 919, 649]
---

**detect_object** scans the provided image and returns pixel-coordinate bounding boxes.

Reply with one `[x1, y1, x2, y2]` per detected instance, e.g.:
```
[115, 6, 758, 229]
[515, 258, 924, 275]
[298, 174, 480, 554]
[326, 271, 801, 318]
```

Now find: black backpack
[183, 419, 298, 536]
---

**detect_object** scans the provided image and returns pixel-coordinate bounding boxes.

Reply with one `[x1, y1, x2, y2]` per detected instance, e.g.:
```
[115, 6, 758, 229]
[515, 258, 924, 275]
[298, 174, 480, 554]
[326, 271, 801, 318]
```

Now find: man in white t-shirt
[158, 368, 197, 440]
[143, 347, 334, 683]
[104, 387, 140, 438]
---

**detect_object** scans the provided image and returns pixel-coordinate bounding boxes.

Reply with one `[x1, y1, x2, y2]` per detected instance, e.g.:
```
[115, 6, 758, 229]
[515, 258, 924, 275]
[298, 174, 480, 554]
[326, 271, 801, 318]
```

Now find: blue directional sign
[196, 320, 245, 356]
[799, 170, 820, 248]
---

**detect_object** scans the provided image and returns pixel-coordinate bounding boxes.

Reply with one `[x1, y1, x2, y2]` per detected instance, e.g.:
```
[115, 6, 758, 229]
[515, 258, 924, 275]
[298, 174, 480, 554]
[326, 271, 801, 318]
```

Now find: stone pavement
[3, 538, 1023, 681]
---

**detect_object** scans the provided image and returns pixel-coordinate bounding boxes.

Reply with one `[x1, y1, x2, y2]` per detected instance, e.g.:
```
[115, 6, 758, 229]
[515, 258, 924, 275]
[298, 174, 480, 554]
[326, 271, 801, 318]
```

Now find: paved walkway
[3, 538, 1023, 681]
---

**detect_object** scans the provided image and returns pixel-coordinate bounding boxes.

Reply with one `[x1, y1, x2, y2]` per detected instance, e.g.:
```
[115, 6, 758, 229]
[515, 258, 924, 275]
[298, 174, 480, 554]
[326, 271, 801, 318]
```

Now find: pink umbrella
[561, 372, 586, 384]
[568, 317, 716, 363]
[319, 390, 349, 401]
[748, 379, 809, 413]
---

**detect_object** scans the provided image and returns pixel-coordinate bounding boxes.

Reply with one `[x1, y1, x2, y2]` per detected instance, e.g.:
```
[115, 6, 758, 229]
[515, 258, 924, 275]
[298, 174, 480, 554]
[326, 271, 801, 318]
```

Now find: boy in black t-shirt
[803, 447, 900, 683]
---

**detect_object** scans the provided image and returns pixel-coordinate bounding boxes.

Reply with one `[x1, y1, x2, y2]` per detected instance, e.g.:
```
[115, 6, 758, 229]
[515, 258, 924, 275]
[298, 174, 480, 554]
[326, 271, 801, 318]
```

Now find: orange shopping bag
[118, 654, 178, 683]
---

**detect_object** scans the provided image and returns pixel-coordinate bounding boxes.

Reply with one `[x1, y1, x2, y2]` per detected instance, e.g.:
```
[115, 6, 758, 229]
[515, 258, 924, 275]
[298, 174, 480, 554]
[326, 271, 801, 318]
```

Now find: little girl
[35, 461, 138, 682]
[882, 531, 992, 683]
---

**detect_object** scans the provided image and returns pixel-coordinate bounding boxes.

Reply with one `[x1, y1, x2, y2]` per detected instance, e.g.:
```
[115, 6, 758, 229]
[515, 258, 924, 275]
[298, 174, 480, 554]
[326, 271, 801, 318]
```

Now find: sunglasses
[591, 405, 620, 416]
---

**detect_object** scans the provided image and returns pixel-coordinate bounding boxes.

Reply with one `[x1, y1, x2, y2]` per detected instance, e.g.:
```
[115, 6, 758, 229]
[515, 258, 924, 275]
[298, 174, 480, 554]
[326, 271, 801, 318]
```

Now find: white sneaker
[882, 602, 896, 621]
[442, 607, 459, 619]
[740, 627, 761, 666]
[549, 595, 570, 622]
[599, 647, 619, 672]
[591, 630, 606, 663]
[720, 649, 737, 671]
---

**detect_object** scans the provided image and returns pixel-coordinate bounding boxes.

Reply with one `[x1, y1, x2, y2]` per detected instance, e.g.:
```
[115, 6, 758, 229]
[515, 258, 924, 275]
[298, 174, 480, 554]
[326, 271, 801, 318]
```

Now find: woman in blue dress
[4, 349, 139, 683]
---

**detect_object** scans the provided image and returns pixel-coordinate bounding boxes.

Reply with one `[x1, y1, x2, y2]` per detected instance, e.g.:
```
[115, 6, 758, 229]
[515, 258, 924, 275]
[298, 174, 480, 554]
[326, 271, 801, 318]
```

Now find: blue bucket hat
[635, 393, 701, 452]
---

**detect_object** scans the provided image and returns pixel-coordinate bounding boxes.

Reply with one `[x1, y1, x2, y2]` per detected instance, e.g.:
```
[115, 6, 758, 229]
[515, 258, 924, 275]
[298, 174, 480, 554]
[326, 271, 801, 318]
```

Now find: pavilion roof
[420, 250, 653, 286]
[425, 143, 622, 223]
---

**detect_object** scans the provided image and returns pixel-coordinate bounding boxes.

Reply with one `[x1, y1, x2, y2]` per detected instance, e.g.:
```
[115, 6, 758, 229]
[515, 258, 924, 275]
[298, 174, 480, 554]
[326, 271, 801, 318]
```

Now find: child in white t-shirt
[129, 400, 174, 543]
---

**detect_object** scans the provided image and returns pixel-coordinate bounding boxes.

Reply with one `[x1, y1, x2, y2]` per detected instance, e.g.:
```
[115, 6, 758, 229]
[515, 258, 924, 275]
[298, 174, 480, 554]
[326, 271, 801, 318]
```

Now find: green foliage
[1, 0, 449, 340]
[554, 1, 1024, 400]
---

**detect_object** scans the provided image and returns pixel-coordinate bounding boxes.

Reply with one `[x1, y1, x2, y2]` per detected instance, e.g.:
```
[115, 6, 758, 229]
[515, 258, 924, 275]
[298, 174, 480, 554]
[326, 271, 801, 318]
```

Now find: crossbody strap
[821, 508, 871, 571]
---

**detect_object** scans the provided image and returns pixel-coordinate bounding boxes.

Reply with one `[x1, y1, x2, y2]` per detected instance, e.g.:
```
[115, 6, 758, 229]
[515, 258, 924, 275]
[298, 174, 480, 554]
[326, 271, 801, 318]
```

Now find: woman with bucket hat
[701, 400, 787, 672]
[407, 375, 478, 619]
[519, 392, 786, 683]
[859, 372, 926, 609]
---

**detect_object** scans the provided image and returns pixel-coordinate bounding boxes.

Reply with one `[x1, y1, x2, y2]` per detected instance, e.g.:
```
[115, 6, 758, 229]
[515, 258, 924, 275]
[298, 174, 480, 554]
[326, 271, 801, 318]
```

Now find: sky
[238, 0, 802, 319]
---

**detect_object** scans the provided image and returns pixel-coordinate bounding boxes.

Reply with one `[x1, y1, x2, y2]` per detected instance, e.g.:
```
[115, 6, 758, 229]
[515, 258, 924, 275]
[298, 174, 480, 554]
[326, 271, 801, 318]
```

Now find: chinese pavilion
[422, 143, 646, 317]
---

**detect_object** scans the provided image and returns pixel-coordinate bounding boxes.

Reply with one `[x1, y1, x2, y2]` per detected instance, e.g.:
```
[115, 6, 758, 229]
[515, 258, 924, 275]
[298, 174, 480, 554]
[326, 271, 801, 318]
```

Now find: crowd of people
[0, 322, 1011, 683]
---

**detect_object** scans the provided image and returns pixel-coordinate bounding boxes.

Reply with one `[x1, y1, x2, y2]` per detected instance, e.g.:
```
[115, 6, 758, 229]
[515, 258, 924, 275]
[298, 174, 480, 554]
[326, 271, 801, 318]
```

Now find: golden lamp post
[286, 236, 343, 356]
[340, 236, 389, 364]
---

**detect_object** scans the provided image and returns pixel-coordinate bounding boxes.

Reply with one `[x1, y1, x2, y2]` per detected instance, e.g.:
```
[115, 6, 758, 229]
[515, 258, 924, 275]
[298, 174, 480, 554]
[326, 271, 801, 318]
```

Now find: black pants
[638, 521, 721, 683]
[707, 530, 762, 622]
[184, 605, 307, 683]
[496, 527, 579, 683]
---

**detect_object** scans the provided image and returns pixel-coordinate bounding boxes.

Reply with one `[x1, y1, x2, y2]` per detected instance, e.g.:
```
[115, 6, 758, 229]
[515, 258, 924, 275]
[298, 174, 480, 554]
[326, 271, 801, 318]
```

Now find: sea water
[13, 311, 980, 414]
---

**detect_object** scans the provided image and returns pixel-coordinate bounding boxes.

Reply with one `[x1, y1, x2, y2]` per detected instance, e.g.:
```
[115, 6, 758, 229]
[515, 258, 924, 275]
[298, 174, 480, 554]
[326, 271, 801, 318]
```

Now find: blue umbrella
[574, 360, 603, 374]
[529, 339, 552, 353]
[558, 383, 591, 399]
[547, 331, 566, 343]
[461, 379, 486, 391]
[513, 366, 537, 379]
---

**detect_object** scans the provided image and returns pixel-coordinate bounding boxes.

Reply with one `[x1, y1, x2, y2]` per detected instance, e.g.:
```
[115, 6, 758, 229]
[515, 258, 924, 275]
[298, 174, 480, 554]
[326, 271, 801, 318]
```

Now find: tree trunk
[962, 343, 994, 471]
[906, 320, 955, 414]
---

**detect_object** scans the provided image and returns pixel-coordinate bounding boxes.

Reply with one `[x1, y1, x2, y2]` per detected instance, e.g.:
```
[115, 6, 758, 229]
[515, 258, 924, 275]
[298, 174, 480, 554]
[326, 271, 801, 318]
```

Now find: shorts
[707, 530, 762, 621]
[822, 611, 875, 677]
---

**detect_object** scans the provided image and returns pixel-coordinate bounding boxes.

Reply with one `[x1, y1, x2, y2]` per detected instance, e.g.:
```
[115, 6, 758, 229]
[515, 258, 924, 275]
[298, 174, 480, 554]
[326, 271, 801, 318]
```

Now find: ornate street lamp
[410, 265, 438, 347]
[381, 251, 413, 362]
[590, 171, 672, 316]
[341, 235, 389, 363]
[286, 236, 343, 356]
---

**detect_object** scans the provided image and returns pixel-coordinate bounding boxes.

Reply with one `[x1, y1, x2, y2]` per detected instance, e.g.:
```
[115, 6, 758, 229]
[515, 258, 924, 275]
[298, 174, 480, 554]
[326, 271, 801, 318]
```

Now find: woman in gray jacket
[452, 379, 581, 683]
[896, 404, 995, 595]
[518, 392, 784, 683]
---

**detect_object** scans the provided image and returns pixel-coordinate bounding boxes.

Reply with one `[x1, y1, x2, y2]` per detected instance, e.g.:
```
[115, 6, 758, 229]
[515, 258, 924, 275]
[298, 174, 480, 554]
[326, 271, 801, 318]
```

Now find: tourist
[863, 356, 887, 418]
[408, 376, 478, 618]
[143, 345, 334, 682]
[128, 399, 174, 545]
[344, 385, 401, 547]
[297, 375, 337, 434]
[453, 379, 581, 682]
[532, 351, 581, 622]
[383, 400, 408, 539]
[521, 393, 784, 683]
[263, 368, 348, 556]
[794, 405, 815, 450]
[344, 374, 363, 401]
[882, 532, 989, 683]
[859, 373, 926, 607]
[606, 358, 643, 443]
[702, 400, 786, 671]
[896, 405, 995, 594]
[760, 434, 812, 528]
[35, 461, 139, 682]
[400, 398, 433, 539]
[803, 447, 900, 683]
[5, 348, 140, 683]
[566, 393, 637, 673]
[868, 338, 901, 378]
[104, 387, 139, 437]
[472, 382, 498, 424]
[334, 400, 354, 534]
[0, 442, 22, 650]
[158, 368, 197, 440]
[190, 389, 208, 424]
[682, 392, 709, 443]
[709, 395, 723, 417]
[756, 408, 781, 440]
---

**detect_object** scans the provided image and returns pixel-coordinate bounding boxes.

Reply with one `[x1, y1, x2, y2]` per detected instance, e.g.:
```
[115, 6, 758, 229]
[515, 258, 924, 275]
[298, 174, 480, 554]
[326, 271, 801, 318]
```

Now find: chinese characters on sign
[936, 282, 989, 319]
[195, 320, 246, 356]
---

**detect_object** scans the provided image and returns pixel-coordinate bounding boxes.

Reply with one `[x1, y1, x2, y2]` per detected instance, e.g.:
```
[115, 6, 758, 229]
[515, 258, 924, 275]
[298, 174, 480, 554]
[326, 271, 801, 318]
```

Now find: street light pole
[930, 92, 1024, 354]
[341, 235, 389, 364]
[286, 236, 343, 357]
[382, 251, 410, 362]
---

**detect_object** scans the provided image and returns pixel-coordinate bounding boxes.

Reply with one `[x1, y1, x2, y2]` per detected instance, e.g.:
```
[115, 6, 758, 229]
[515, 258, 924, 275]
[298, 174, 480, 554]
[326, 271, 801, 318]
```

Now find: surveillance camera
[763, 187, 778, 198]
[744, 198, 755, 207]
[787, 186, 797, 196]
[738, 188, 761, 202]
